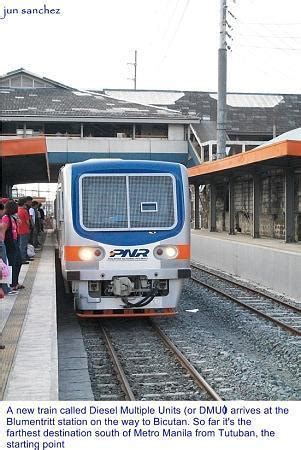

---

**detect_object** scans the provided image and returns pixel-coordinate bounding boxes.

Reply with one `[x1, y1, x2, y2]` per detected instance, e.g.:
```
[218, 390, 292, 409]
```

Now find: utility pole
[127, 50, 137, 90]
[217, 0, 227, 159]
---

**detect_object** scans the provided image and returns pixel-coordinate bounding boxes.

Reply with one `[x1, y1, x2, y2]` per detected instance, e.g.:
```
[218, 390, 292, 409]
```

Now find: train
[56, 159, 191, 318]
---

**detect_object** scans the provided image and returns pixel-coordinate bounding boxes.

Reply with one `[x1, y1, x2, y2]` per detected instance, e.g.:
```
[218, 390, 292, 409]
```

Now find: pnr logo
[109, 249, 149, 258]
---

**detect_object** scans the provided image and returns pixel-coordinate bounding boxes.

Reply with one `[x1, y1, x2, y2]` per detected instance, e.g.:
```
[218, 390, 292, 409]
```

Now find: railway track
[81, 319, 221, 401]
[191, 262, 301, 337]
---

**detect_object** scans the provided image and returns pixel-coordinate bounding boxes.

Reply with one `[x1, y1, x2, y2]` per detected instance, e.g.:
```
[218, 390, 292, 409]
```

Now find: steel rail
[100, 325, 136, 401]
[149, 320, 222, 401]
[191, 274, 301, 337]
[191, 261, 301, 313]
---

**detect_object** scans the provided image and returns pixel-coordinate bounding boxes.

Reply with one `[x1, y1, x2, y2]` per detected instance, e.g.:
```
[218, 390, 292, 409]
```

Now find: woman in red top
[18, 197, 31, 264]
[2, 201, 22, 292]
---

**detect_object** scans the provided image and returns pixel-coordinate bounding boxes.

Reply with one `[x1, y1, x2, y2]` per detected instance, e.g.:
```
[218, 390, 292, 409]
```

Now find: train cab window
[80, 174, 177, 230]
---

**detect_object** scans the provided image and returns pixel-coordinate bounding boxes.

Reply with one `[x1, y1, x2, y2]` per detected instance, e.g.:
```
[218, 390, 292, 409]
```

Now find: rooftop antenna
[127, 50, 137, 90]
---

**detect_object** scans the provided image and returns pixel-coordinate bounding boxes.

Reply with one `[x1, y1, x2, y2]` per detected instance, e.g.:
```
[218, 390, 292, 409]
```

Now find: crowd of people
[0, 196, 45, 298]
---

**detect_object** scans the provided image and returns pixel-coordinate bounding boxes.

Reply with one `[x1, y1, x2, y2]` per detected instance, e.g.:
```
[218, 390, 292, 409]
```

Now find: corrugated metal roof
[257, 127, 301, 148]
[104, 90, 185, 105]
[210, 94, 283, 108]
[0, 87, 195, 122]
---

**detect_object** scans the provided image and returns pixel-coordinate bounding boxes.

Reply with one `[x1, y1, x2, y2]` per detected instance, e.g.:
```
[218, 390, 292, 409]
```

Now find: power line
[236, 34, 301, 39]
[240, 22, 301, 26]
[161, 0, 182, 41]
[158, 0, 191, 66]
[239, 44, 301, 51]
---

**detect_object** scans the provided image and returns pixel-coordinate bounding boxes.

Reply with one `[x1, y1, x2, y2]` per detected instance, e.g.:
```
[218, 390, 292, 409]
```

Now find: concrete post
[210, 183, 217, 232]
[285, 168, 295, 243]
[209, 143, 213, 161]
[80, 123, 84, 139]
[194, 184, 200, 229]
[252, 173, 260, 238]
[217, 0, 227, 159]
[200, 146, 205, 163]
[133, 124, 136, 139]
[229, 178, 235, 235]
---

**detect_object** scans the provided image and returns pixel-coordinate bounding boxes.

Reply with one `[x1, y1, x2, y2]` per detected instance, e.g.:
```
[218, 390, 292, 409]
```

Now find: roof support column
[285, 168, 295, 243]
[209, 143, 213, 162]
[133, 124, 136, 139]
[194, 184, 200, 229]
[252, 173, 260, 238]
[23, 123, 26, 137]
[229, 177, 235, 235]
[210, 183, 216, 232]
[200, 146, 205, 163]
[80, 123, 84, 139]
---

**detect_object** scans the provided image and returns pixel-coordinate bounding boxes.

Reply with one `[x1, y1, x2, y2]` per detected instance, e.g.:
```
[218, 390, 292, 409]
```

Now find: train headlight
[78, 247, 104, 261]
[154, 245, 178, 260]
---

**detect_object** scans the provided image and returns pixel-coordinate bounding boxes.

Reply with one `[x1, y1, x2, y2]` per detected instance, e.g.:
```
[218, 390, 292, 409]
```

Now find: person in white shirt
[25, 196, 34, 246]
[29, 206, 35, 225]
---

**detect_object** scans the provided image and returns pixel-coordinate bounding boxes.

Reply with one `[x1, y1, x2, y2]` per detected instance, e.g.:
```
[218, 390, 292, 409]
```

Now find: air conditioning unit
[117, 133, 127, 138]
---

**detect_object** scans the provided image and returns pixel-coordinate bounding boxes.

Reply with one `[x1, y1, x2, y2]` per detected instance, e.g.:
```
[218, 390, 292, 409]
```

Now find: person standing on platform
[2, 200, 23, 292]
[0, 200, 12, 295]
[25, 196, 35, 245]
[17, 197, 31, 264]
[38, 203, 45, 232]
[31, 201, 42, 249]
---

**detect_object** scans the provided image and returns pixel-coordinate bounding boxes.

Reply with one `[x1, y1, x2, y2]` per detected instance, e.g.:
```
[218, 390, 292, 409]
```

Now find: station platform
[191, 229, 301, 301]
[0, 231, 94, 401]
[0, 232, 58, 400]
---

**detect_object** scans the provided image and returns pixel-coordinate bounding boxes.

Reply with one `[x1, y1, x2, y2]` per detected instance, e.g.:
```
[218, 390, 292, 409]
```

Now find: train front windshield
[80, 173, 177, 231]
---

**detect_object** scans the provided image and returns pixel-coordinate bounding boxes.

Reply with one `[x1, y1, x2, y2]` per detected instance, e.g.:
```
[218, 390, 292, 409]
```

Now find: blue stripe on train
[48, 152, 188, 165]
[71, 160, 185, 246]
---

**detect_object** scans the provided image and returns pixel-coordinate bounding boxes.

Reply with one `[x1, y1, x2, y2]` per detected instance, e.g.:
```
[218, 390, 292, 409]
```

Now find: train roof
[66, 158, 185, 172]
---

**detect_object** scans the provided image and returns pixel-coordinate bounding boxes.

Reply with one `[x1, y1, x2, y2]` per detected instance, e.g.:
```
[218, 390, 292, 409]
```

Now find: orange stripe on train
[176, 244, 190, 259]
[64, 246, 82, 261]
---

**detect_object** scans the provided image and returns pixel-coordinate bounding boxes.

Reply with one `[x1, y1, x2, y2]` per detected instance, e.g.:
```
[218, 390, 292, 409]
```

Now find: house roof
[0, 87, 198, 123]
[0, 68, 73, 90]
[103, 90, 185, 106]
[103, 89, 301, 136]
[0, 69, 198, 123]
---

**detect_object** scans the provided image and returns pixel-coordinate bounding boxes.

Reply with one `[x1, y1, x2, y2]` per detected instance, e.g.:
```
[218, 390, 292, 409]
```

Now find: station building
[103, 88, 301, 160]
[106, 90, 301, 244]
[0, 68, 198, 192]
[1, 68, 301, 245]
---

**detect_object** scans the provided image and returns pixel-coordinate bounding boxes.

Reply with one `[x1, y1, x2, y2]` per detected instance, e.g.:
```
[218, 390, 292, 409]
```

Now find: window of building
[44, 122, 81, 136]
[83, 123, 133, 137]
[135, 124, 168, 138]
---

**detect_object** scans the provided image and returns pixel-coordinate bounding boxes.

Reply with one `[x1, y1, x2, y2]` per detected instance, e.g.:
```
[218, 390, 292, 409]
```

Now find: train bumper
[66, 268, 191, 281]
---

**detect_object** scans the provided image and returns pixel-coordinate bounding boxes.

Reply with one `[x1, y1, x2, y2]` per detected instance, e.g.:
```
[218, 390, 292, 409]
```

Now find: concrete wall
[168, 124, 185, 140]
[196, 170, 301, 241]
[46, 136, 188, 155]
[191, 231, 301, 300]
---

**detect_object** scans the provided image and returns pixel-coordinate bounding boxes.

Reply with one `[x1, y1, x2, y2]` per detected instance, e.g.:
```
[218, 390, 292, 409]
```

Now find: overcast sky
[1, 0, 301, 92]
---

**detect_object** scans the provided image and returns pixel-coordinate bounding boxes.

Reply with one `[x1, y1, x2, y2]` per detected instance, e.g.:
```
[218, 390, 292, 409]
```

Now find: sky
[1, 0, 301, 93]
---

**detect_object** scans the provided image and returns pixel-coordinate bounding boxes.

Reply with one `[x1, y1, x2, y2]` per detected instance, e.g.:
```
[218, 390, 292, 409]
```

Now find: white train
[56, 159, 191, 318]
